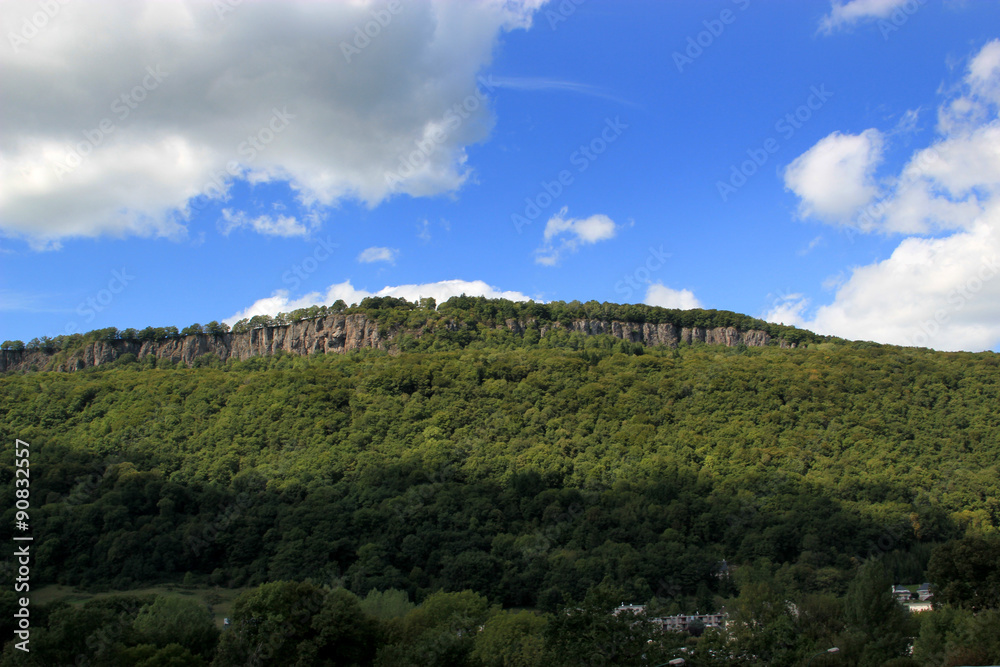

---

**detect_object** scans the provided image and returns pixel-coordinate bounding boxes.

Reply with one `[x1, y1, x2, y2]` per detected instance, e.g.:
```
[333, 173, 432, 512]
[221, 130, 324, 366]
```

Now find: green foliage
[726, 576, 799, 666]
[133, 595, 218, 656]
[1, 342, 998, 601]
[360, 589, 415, 620]
[8, 296, 842, 365]
[911, 608, 1000, 666]
[542, 583, 675, 666]
[376, 590, 493, 666]
[0, 594, 152, 666]
[302, 588, 382, 666]
[120, 643, 208, 666]
[926, 534, 1000, 611]
[471, 609, 546, 667]
[213, 580, 327, 666]
[842, 560, 916, 666]
[2, 308, 1000, 664]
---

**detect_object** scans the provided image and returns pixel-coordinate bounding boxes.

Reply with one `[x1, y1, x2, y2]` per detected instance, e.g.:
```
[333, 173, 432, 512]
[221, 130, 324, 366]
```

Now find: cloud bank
[774, 40, 1000, 351]
[0, 0, 544, 248]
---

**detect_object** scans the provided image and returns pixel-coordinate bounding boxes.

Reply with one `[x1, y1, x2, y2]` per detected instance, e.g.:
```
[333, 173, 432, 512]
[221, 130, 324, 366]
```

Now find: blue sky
[2, 0, 1000, 351]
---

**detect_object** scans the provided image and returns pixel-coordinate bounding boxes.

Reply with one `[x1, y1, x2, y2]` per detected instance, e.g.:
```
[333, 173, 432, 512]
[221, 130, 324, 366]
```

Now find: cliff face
[545, 319, 773, 348]
[0, 314, 788, 373]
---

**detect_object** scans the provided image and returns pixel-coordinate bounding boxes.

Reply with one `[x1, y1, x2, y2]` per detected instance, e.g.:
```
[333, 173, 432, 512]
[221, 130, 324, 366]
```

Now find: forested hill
[0, 319, 997, 594]
[0, 297, 832, 373]
[1, 301, 999, 664]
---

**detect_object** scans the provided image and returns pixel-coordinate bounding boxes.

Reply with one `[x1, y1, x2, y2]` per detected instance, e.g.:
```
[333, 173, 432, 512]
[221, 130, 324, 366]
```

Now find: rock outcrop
[0, 314, 789, 374]
[556, 320, 773, 348]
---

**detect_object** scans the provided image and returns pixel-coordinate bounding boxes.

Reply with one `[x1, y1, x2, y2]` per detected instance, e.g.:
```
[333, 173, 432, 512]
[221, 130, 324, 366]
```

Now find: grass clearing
[32, 583, 249, 628]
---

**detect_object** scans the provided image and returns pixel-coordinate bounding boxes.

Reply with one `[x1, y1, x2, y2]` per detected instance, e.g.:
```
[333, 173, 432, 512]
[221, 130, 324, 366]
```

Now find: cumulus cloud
[219, 209, 309, 237]
[784, 129, 884, 227]
[767, 220, 1000, 350]
[535, 208, 618, 266]
[967, 39, 1000, 105]
[0, 0, 544, 248]
[776, 40, 1000, 351]
[819, 0, 913, 33]
[937, 39, 1000, 139]
[765, 293, 810, 327]
[224, 279, 536, 324]
[357, 247, 398, 264]
[644, 283, 702, 310]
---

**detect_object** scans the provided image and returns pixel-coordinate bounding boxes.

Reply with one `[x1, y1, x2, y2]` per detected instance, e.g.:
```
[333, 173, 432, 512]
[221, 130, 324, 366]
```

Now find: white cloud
[644, 283, 703, 310]
[0, 0, 545, 247]
[784, 129, 884, 227]
[765, 293, 810, 328]
[535, 208, 618, 266]
[224, 279, 536, 324]
[876, 131, 999, 235]
[891, 108, 921, 135]
[767, 218, 1000, 351]
[357, 246, 398, 264]
[776, 40, 1000, 351]
[938, 44, 1000, 138]
[968, 38, 1000, 106]
[819, 0, 912, 33]
[219, 209, 309, 237]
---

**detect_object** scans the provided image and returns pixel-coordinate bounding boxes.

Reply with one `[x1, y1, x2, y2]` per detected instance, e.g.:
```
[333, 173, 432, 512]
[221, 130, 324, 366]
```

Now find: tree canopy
[1, 303, 998, 665]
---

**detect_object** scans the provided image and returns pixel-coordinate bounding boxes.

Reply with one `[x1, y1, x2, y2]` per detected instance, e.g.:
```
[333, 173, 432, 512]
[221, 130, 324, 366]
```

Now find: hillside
[1, 300, 998, 665]
[0, 297, 825, 373]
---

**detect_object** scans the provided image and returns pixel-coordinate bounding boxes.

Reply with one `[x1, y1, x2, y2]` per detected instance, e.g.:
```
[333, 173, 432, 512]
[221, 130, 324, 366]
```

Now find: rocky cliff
[0, 314, 791, 373]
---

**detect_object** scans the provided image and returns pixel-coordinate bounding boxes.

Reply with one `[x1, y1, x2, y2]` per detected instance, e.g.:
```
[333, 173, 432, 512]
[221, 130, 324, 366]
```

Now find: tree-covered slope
[1, 296, 835, 373]
[1, 331, 997, 607]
